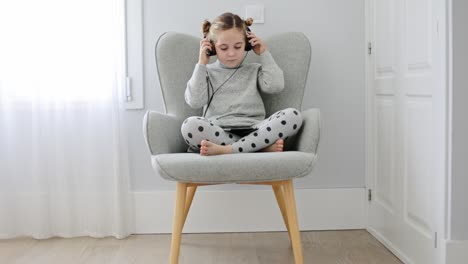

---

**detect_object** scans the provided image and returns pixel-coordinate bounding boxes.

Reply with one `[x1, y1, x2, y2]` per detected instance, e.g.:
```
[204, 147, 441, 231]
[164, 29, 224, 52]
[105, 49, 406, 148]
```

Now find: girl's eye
[220, 48, 227, 51]
[235, 46, 242, 49]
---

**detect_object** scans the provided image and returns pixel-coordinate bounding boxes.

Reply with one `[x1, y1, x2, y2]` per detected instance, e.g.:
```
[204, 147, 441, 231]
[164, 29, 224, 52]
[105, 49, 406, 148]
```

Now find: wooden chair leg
[182, 185, 197, 229]
[283, 180, 304, 264]
[272, 184, 291, 240]
[170, 182, 188, 264]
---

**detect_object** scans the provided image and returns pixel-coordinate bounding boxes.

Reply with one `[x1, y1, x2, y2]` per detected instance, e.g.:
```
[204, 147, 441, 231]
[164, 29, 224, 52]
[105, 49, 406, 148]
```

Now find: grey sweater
[185, 51, 284, 129]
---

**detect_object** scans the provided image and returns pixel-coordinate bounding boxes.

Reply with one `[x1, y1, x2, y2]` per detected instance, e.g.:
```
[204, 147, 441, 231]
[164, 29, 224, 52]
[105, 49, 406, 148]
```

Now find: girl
[182, 12, 303, 156]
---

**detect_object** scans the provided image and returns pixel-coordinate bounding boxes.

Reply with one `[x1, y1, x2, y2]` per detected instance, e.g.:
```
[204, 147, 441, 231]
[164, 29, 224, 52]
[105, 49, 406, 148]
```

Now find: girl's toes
[200, 146, 207, 155]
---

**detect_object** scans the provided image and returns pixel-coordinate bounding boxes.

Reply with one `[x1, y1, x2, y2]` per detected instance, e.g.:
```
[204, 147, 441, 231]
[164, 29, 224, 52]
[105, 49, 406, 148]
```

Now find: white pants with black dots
[181, 108, 303, 153]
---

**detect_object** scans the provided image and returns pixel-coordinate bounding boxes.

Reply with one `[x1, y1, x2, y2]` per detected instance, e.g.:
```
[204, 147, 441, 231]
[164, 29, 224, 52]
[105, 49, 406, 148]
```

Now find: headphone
[205, 27, 252, 56]
[201, 25, 253, 117]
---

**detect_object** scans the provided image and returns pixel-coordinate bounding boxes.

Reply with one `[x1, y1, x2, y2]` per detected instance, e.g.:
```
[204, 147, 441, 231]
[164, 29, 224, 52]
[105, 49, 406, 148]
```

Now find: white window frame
[124, 0, 144, 109]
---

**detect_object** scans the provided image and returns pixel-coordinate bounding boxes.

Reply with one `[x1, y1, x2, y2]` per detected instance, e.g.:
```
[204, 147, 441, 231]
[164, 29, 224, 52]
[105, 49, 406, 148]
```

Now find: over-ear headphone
[205, 27, 252, 56]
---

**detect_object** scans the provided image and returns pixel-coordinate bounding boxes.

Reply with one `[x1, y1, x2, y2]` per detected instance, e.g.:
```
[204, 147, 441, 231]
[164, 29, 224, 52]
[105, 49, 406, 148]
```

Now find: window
[0, 0, 125, 103]
[124, 0, 144, 109]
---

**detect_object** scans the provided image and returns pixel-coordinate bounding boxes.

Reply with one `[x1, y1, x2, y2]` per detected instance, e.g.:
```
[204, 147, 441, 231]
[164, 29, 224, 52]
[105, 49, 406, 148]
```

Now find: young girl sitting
[181, 12, 303, 156]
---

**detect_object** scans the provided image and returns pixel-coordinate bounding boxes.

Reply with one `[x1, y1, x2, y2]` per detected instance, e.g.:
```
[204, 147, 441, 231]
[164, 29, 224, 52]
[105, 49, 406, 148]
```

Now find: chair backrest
[155, 31, 311, 119]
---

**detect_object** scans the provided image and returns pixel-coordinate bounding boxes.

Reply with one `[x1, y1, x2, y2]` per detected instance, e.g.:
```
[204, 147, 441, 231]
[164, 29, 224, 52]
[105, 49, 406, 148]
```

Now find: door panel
[404, 0, 434, 96]
[376, 99, 396, 215]
[375, 0, 396, 96]
[405, 0, 432, 69]
[404, 100, 433, 237]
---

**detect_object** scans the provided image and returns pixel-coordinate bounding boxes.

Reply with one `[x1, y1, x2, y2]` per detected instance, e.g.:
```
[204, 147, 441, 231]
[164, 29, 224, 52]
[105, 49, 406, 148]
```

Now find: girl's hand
[198, 37, 212, 65]
[246, 31, 266, 55]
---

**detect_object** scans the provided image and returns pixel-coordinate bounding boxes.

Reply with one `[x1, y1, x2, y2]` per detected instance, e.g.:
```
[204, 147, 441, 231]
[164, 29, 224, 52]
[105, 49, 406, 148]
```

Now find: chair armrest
[293, 108, 321, 154]
[143, 111, 186, 155]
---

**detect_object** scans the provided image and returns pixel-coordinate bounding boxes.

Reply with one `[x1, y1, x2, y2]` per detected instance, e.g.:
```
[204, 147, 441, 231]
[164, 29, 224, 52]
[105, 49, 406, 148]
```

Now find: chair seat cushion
[151, 151, 317, 183]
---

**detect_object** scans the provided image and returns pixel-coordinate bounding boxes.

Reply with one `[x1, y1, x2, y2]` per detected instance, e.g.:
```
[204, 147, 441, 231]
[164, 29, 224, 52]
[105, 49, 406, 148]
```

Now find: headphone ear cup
[208, 40, 216, 56]
[245, 27, 252, 51]
[206, 40, 216, 56]
[203, 35, 216, 56]
[245, 38, 252, 51]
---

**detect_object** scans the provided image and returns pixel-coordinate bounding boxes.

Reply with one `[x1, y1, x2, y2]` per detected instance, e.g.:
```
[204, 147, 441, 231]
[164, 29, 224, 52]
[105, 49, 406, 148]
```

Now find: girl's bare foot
[200, 140, 233, 156]
[261, 139, 284, 152]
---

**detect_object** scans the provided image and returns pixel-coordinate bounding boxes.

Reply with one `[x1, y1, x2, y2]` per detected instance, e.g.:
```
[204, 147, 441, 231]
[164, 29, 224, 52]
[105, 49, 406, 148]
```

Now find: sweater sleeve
[185, 63, 208, 109]
[257, 51, 285, 94]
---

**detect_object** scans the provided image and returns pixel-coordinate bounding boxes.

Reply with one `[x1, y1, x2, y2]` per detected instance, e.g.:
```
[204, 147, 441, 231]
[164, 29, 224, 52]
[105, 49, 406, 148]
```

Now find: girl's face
[213, 28, 246, 68]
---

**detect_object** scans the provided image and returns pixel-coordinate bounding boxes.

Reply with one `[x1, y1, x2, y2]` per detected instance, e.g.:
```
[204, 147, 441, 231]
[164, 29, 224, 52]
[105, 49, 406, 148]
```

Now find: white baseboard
[367, 227, 412, 264]
[446, 240, 468, 264]
[134, 187, 366, 234]
[367, 232, 468, 264]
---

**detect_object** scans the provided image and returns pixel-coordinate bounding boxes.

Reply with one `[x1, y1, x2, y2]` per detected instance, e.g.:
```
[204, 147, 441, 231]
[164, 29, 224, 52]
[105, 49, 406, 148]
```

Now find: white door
[366, 0, 446, 263]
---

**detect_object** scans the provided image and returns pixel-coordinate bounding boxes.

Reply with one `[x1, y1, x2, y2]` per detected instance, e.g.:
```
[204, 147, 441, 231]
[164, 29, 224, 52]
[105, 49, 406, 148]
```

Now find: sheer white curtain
[0, 0, 134, 238]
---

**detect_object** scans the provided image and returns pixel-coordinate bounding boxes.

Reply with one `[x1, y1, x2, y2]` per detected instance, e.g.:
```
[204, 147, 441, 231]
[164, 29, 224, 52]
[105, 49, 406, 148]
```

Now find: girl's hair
[201, 12, 253, 41]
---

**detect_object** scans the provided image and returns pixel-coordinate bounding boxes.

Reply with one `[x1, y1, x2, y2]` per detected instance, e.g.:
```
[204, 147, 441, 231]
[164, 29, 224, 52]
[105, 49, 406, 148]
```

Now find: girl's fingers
[248, 33, 261, 42]
[201, 42, 212, 51]
[200, 38, 210, 46]
[246, 32, 266, 54]
[248, 35, 262, 46]
[250, 39, 261, 47]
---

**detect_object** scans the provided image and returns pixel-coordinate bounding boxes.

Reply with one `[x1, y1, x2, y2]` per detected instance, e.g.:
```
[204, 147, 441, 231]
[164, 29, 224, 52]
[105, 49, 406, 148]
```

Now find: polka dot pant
[181, 108, 303, 153]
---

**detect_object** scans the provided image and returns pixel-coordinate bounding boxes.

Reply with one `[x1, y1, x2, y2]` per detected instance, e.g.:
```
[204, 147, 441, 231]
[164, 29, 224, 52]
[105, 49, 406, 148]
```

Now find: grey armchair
[143, 31, 320, 264]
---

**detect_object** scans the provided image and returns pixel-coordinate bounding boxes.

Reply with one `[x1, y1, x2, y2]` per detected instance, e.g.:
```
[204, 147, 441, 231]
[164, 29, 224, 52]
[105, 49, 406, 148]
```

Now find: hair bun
[245, 17, 254, 27]
[201, 19, 211, 36]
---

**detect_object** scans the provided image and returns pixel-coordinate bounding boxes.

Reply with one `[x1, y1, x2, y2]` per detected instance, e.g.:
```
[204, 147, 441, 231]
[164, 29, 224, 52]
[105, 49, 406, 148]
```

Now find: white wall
[450, 0, 468, 241]
[125, 0, 365, 191]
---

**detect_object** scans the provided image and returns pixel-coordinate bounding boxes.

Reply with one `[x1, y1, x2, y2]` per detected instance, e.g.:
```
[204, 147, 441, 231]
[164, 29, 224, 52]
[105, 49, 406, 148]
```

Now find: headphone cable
[202, 51, 249, 117]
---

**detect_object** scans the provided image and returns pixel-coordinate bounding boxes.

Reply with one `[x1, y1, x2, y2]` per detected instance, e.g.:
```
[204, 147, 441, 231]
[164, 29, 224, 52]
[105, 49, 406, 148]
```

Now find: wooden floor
[0, 230, 402, 264]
